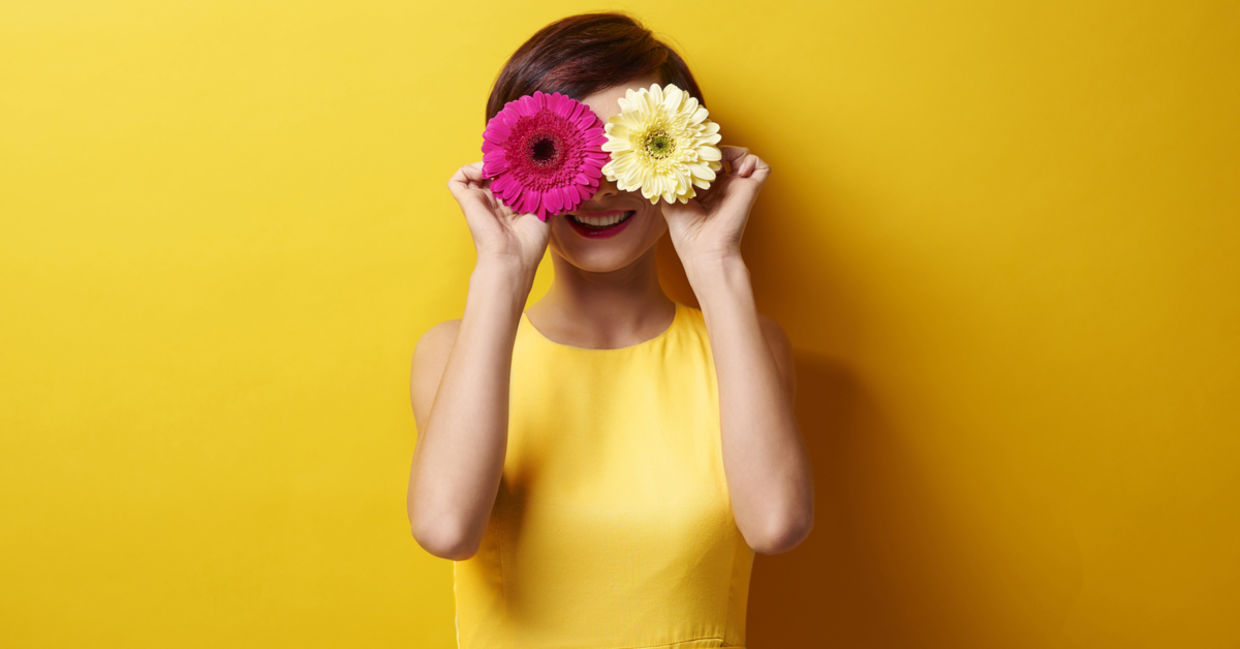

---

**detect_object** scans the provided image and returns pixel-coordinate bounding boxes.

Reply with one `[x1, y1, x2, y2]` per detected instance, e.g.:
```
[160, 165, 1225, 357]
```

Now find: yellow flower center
[643, 129, 675, 159]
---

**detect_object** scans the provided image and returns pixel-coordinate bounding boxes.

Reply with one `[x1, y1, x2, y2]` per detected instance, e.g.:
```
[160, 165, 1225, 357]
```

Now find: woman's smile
[565, 209, 637, 238]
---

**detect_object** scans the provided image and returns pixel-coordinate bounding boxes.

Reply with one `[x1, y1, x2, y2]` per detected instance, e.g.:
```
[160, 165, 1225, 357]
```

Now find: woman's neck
[528, 249, 676, 348]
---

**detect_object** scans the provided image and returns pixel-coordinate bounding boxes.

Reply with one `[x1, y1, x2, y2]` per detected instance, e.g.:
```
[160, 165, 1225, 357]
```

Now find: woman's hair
[485, 12, 706, 124]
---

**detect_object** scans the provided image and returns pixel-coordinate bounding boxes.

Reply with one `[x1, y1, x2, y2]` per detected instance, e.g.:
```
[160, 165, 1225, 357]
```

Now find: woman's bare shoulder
[409, 318, 462, 431]
[414, 318, 462, 365]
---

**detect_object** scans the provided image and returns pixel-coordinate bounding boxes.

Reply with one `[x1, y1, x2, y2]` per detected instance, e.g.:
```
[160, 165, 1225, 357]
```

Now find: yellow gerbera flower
[601, 83, 723, 204]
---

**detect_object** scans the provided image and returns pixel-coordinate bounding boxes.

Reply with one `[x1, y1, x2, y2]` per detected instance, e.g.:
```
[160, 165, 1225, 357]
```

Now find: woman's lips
[565, 209, 636, 238]
[572, 209, 629, 218]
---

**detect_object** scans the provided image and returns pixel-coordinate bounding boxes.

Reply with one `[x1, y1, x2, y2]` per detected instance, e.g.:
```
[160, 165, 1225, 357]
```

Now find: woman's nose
[592, 177, 620, 199]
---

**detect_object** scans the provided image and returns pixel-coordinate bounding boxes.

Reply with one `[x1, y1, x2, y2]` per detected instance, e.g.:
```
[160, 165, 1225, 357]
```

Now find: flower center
[528, 133, 561, 166]
[644, 129, 675, 159]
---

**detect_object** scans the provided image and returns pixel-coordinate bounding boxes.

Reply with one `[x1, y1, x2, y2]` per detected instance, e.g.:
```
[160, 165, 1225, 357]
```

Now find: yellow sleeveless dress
[452, 300, 754, 649]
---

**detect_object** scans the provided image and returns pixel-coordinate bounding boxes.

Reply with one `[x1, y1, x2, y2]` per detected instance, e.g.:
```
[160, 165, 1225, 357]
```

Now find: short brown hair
[485, 12, 707, 124]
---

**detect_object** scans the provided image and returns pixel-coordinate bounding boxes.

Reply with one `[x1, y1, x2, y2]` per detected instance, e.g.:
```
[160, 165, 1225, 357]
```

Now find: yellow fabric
[453, 300, 753, 649]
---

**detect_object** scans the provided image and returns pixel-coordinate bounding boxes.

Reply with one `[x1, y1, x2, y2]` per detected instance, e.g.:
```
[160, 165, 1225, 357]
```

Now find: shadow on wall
[649, 115, 1082, 644]
[745, 353, 1082, 648]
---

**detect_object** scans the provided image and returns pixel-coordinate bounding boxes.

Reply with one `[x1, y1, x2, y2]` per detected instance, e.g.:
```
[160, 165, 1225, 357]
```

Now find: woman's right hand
[447, 161, 551, 277]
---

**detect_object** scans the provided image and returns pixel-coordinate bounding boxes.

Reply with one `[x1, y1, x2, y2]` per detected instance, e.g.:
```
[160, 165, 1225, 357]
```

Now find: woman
[407, 12, 813, 648]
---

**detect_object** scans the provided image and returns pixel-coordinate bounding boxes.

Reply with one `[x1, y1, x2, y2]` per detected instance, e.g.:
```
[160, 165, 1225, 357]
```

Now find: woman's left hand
[661, 145, 771, 267]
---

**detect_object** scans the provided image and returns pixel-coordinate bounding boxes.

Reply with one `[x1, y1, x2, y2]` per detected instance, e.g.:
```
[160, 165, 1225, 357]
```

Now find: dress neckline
[522, 302, 681, 352]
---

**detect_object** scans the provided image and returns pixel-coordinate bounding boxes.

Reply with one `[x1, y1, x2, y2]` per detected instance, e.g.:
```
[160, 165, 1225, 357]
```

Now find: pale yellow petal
[598, 83, 722, 205]
[690, 164, 716, 181]
[663, 85, 684, 113]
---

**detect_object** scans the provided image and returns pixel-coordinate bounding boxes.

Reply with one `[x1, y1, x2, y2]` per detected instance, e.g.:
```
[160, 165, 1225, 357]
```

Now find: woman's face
[546, 73, 667, 273]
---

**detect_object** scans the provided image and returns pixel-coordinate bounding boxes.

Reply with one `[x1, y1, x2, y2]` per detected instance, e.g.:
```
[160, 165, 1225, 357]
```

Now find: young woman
[407, 12, 813, 648]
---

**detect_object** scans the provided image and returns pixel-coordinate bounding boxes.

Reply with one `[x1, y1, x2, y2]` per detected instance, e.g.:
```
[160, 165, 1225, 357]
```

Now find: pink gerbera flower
[481, 91, 609, 222]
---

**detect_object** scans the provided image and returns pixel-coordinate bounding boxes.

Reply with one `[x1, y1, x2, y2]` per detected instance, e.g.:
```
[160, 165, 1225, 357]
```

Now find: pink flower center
[528, 133, 561, 166]
[507, 113, 582, 190]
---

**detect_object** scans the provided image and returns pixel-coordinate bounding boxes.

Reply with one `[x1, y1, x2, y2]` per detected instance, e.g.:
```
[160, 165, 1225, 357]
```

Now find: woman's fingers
[447, 162, 491, 204]
[460, 161, 485, 181]
[721, 145, 749, 166]
[717, 145, 748, 177]
[718, 146, 767, 179]
[448, 162, 485, 189]
[737, 154, 758, 178]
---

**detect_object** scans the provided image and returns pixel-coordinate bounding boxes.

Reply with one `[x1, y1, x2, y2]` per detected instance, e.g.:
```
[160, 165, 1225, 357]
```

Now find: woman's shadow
[653, 130, 1080, 646]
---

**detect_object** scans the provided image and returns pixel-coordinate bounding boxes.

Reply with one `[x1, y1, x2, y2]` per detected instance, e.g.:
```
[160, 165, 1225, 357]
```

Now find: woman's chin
[549, 209, 664, 265]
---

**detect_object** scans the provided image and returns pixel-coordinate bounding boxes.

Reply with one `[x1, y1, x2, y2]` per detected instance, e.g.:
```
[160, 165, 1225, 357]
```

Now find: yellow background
[2, 1, 1237, 647]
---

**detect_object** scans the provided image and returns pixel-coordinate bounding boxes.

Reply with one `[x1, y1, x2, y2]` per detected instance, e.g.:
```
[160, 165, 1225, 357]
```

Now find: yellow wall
[2, 1, 1236, 647]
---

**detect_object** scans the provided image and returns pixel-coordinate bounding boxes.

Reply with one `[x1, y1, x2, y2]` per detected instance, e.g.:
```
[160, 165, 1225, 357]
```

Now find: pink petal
[483, 157, 507, 174]
[488, 174, 508, 195]
[485, 117, 512, 136]
[499, 175, 521, 199]
[559, 185, 580, 211]
[545, 185, 563, 213]
[516, 96, 536, 117]
[519, 190, 538, 215]
[498, 185, 522, 211]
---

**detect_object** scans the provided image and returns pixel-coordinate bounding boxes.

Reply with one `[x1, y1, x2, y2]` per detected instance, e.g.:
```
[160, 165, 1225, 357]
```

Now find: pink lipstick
[565, 210, 637, 239]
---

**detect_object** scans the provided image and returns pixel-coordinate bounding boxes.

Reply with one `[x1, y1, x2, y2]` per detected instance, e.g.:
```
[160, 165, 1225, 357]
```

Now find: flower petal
[545, 185, 563, 213]
[476, 90, 622, 218]
[663, 84, 684, 113]
[595, 83, 723, 205]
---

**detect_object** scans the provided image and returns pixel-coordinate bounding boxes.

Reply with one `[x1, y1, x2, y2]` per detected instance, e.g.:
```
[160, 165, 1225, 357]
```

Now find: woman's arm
[687, 254, 814, 555]
[407, 260, 533, 560]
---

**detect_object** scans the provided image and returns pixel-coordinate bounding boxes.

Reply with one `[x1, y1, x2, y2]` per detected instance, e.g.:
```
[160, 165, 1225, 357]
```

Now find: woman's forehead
[582, 74, 662, 120]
